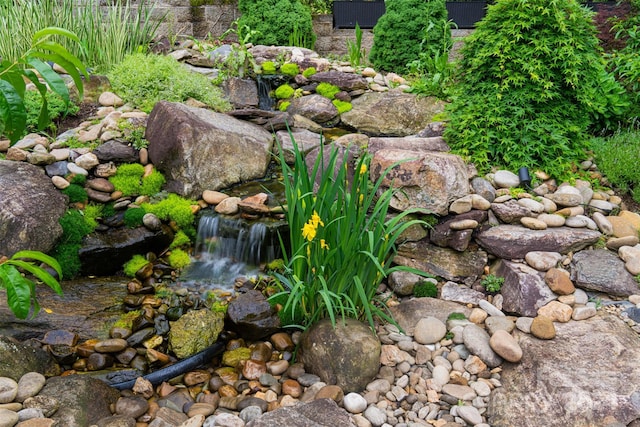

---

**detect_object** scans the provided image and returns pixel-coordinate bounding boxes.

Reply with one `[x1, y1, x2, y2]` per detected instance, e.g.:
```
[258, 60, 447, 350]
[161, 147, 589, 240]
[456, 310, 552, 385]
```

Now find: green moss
[275, 83, 295, 99]
[58, 209, 92, 245]
[123, 254, 150, 278]
[140, 169, 166, 196]
[168, 249, 191, 269]
[83, 203, 103, 231]
[142, 193, 196, 237]
[316, 82, 340, 100]
[280, 62, 300, 76]
[23, 90, 80, 138]
[261, 61, 277, 74]
[170, 230, 192, 249]
[61, 184, 88, 203]
[109, 163, 145, 196]
[123, 207, 147, 228]
[302, 67, 316, 78]
[279, 101, 291, 112]
[50, 243, 82, 279]
[447, 312, 467, 321]
[102, 202, 116, 219]
[112, 310, 142, 329]
[266, 258, 285, 273]
[414, 280, 438, 298]
[332, 99, 352, 114]
[69, 174, 86, 186]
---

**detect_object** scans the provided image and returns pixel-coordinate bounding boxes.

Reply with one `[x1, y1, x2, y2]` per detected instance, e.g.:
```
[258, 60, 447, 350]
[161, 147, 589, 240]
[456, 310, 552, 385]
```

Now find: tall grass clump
[272, 137, 428, 331]
[0, 0, 160, 73]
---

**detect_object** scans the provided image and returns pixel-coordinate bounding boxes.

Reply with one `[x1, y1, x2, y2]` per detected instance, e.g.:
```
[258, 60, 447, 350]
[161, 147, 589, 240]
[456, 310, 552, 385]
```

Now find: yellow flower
[310, 211, 324, 228]
[320, 239, 329, 250]
[360, 164, 367, 175]
[302, 222, 317, 241]
[359, 193, 364, 205]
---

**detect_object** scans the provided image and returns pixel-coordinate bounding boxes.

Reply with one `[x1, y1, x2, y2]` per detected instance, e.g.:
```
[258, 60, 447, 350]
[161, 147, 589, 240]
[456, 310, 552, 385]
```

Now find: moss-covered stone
[221, 347, 252, 368]
[168, 309, 224, 359]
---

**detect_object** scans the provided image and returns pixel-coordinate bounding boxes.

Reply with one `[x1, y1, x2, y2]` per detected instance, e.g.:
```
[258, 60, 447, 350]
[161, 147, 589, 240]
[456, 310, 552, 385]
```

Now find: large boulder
[571, 249, 639, 296]
[370, 149, 469, 215]
[489, 315, 640, 426]
[298, 318, 380, 393]
[476, 225, 601, 259]
[246, 398, 352, 427]
[146, 101, 273, 198]
[389, 298, 472, 336]
[0, 160, 66, 256]
[0, 336, 60, 380]
[341, 90, 446, 136]
[79, 225, 174, 276]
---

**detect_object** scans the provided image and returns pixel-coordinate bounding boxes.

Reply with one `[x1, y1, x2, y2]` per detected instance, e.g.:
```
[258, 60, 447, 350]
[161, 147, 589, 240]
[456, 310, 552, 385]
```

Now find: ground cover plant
[443, 0, 628, 180]
[271, 137, 429, 330]
[369, 0, 451, 74]
[591, 129, 640, 203]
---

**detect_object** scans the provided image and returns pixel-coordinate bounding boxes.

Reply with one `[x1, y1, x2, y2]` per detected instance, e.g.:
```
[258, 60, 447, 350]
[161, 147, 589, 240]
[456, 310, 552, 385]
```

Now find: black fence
[333, 1, 618, 30]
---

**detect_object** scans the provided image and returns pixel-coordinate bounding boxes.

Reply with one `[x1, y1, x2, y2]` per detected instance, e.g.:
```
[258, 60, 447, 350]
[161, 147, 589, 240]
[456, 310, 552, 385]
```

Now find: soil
[56, 102, 100, 134]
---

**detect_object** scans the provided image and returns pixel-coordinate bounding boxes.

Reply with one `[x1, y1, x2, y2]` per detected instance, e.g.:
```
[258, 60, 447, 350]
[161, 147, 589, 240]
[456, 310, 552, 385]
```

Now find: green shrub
[61, 184, 88, 204]
[280, 63, 300, 76]
[315, 82, 340, 100]
[237, 0, 316, 48]
[23, 90, 79, 137]
[332, 99, 352, 114]
[140, 169, 166, 196]
[369, 0, 450, 73]
[109, 163, 145, 196]
[481, 274, 504, 293]
[302, 67, 316, 78]
[168, 248, 191, 269]
[414, 280, 438, 298]
[123, 254, 151, 278]
[107, 53, 232, 113]
[275, 84, 295, 99]
[591, 130, 640, 202]
[261, 61, 277, 74]
[123, 207, 147, 228]
[444, 0, 628, 180]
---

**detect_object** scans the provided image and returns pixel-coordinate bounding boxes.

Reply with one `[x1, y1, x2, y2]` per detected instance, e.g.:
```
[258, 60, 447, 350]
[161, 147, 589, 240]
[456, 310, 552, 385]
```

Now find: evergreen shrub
[237, 0, 316, 48]
[369, 0, 450, 73]
[444, 0, 628, 180]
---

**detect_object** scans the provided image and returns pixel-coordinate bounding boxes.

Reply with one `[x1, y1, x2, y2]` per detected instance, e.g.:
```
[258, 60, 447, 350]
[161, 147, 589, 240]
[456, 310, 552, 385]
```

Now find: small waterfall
[179, 214, 282, 292]
[256, 75, 290, 110]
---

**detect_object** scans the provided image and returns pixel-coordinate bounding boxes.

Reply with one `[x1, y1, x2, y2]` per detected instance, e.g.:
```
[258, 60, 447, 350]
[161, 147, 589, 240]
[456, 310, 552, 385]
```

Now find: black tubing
[106, 340, 226, 390]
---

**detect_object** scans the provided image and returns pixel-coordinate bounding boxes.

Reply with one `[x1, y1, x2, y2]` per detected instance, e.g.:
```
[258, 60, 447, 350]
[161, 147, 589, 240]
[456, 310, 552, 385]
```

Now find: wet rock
[0, 337, 59, 380]
[168, 309, 224, 359]
[226, 290, 281, 341]
[146, 101, 273, 198]
[299, 318, 380, 393]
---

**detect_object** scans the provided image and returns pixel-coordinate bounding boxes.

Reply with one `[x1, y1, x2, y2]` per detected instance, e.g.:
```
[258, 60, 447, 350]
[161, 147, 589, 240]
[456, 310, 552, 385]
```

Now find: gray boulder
[370, 149, 469, 215]
[298, 318, 380, 393]
[571, 249, 639, 296]
[246, 398, 352, 427]
[0, 336, 60, 380]
[287, 94, 339, 125]
[0, 160, 66, 256]
[497, 260, 557, 317]
[146, 101, 273, 198]
[489, 315, 640, 426]
[389, 298, 472, 336]
[476, 225, 601, 259]
[341, 90, 446, 136]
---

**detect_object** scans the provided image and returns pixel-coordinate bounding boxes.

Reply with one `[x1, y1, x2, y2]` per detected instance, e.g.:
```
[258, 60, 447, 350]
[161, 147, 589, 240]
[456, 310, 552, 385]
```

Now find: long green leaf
[13, 250, 63, 279]
[27, 51, 85, 102]
[25, 57, 70, 107]
[7, 260, 62, 295]
[0, 264, 32, 319]
[0, 66, 26, 99]
[32, 26, 80, 45]
[0, 79, 27, 143]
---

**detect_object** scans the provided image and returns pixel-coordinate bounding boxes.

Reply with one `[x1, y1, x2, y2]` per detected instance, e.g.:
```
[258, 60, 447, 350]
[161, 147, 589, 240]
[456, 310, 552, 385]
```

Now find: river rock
[476, 225, 601, 259]
[15, 372, 46, 403]
[168, 309, 225, 359]
[524, 251, 563, 271]
[299, 318, 380, 393]
[146, 101, 273, 198]
[414, 317, 447, 344]
[226, 290, 281, 341]
[245, 397, 351, 427]
[489, 315, 640, 426]
[341, 89, 445, 136]
[462, 324, 503, 368]
[571, 249, 639, 296]
[497, 260, 557, 317]
[370, 148, 469, 215]
[0, 160, 66, 256]
[491, 200, 532, 224]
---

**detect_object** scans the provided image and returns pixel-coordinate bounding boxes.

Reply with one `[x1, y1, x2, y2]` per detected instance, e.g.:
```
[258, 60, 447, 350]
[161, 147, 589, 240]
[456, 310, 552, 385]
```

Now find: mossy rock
[221, 347, 252, 368]
[168, 309, 224, 359]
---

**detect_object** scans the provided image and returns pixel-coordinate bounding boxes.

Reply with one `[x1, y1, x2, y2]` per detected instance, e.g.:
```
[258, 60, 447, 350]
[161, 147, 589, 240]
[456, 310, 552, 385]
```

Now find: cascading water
[178, 213, 283, 293]
[256, 75, 290, 110]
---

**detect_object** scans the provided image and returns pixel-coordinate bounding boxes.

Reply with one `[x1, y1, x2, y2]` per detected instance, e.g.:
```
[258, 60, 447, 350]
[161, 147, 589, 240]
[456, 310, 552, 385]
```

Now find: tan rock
[520, 217, 547, 230]
[202, 190, 228, 205]
[530, 316, 556, 339]
[468, 308, 488, 324]
[538, 301, 572, 323]
[544, 268, 575, 295]
[608, 214, 640, 238]
[537, 213, 565, 227]
[607, 235, 640, 250]
[315, 385, 344, 402]
[489, 329, 523, 362]
[215, 197, 241, 215]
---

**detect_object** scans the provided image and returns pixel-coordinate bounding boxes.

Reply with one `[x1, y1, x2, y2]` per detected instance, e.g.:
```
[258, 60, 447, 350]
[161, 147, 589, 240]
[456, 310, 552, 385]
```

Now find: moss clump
[140, 169, 166, 196]
[69, 174, 86, 186]
[279, 101, 291, 112]
[112, 310, 142, 329]
[447, 312, 467, 321]
[261, 61, 277, 74]
[123, 207, 147, 228]
[414, 280, 438, 298]
[266, 258, 285, 273]
[123, 254, 151, 278]
[168, 249, 191, 269]
[275, 84, 295, 99]
[302, 67, 316, 78]
[280, 63, 300, 76]
[142, 193, 196, 237]
[61, 184, 88, 203]
[58, 209, 92, 245]
[170, 230, 192, 249]
[109, 163, 145, 196]
[83, 203, 103, 231]
[332, 99, 352, 114]
[316, 82, 340, 100]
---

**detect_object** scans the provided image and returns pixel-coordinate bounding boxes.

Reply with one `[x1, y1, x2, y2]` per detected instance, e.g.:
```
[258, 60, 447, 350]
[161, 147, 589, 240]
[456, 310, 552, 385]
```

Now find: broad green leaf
[32, 27, 80, 45]
[24, 58, 70, 107]
[0, 68, 26, 99]
[0, 79, 27, 143]
[12, 250, 63, 286]
[7, 260, 62, 295]
[0, 264, 32, 319]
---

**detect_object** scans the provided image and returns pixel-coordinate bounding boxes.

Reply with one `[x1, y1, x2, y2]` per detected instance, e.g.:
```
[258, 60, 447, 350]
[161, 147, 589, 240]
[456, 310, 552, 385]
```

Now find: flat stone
[442, 383, 477, 401]
[414, 317, 447, 344]
[493, 170, 520, 188]
[571, 305, 597, 321]
[520, 216, 547, 230]
[525, 251, 562, 271]
[537, 213, 565, 227]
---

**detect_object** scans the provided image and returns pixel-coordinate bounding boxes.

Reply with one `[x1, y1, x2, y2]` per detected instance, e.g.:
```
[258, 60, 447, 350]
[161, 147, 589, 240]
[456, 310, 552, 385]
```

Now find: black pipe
[105, 340, 226, 390]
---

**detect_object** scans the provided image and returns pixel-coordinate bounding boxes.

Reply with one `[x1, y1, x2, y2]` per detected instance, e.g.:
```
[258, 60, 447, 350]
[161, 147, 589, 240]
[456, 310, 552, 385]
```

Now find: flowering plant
[272, 135, 428, 330]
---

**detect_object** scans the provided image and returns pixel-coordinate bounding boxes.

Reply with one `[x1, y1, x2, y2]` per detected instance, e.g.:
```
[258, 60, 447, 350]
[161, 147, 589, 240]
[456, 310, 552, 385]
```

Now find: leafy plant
[369, 0, 450, 74]
[0, 251, 62, 319]
[82, 203, 103, 230]
[271, 136, 429, 330]
[0, 26, 88, 143]
[414, 280, 438, 298]
[481, 274, 504, 293]
[107, 53, 231, 113]
[23, 90, 79, 137]
[140, 169, 166, 196]
[237, 0, 316, 48]
[346, 22, 366, 68]
[215, 21, 262, 80]
[444, 0, 629, 180]
[118, 119, 149, 150]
